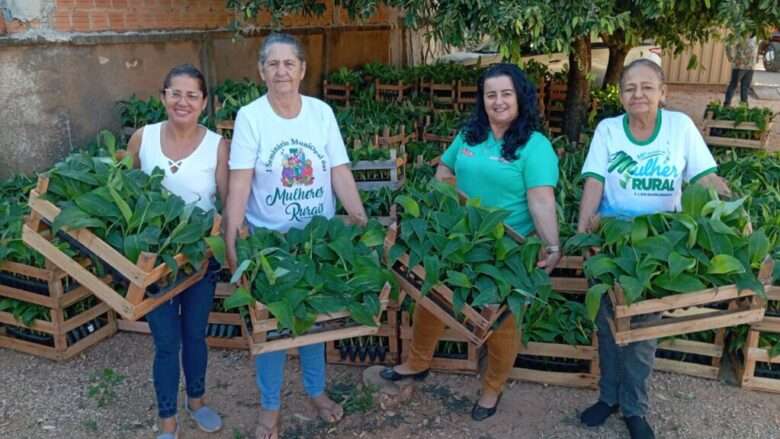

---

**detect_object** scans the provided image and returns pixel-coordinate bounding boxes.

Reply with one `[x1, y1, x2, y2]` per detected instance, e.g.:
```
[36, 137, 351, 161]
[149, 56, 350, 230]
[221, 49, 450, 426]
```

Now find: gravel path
[1, 332, 779, 439]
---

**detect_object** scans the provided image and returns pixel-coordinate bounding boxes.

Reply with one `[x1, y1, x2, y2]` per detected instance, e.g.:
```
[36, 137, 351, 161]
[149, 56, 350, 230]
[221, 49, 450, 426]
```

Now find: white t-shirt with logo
[581, 109, 717, 218]
[229, 95, 349, 232]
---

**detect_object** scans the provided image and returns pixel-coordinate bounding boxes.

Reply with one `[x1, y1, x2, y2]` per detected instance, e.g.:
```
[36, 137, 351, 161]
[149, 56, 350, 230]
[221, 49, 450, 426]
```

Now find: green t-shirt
[441, 130, 559, 236]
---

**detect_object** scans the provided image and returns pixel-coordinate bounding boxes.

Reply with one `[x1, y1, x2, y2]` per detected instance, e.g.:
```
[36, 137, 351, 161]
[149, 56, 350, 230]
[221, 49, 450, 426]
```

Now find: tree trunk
[563, 37, 592, 143]
[602, 30, 631, 88]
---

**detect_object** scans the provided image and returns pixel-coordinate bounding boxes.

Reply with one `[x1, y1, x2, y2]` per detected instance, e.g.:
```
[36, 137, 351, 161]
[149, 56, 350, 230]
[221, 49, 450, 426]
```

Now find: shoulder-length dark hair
[462, 63, 540, 161]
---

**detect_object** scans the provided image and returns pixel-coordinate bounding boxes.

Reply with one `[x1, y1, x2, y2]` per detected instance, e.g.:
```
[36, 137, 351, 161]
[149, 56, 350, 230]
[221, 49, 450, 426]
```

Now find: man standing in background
[724, 35, 758, 106]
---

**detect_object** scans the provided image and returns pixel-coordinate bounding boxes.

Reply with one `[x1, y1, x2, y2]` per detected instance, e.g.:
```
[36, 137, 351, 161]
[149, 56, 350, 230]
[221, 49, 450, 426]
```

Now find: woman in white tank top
[126, 64, 228, 439]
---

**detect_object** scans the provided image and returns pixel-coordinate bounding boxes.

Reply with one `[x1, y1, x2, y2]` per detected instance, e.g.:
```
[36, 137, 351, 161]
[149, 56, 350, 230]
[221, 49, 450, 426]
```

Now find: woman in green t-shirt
[381, 63, 561, 421]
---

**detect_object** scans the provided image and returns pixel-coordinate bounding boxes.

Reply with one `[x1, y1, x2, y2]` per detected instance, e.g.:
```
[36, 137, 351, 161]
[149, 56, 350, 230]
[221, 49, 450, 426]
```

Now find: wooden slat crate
[0, 260, 117, 361]
[242, 283, 392, 356]
[456, 80, 477, 110]
[545, 80, 567, 134]
[374, 80, 415, 102]
[420, 81, 458, 111]
[115, 281, 249, 350]
[701, 111, 773, 149]
[351, 145, 407, 191]
[550, 256, 588, 295]
[322, 81, 353, 107]
[510, 336, 599, 389]
[739, 286, 780, 393]
[606, 259, 772, 345]
[399, 311, 483, 375]
[384, 223, 511, 347]
[654, 328, 726, 380]
[23, 176, 220, 321]
[326, 300, 400, 366]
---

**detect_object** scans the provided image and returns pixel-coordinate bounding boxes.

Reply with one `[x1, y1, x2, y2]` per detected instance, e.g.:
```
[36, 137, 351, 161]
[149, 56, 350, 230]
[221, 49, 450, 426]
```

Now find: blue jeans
[255, 343, 326, 410]
[596, 295, 660, 418]
[147, 265, 217, 419]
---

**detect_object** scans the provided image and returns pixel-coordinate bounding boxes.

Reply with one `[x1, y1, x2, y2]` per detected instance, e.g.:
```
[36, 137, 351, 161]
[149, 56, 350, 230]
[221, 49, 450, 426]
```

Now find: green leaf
[107, 184, 133, 225]
[707, 254, 746, 275]
[204, 236, 226, 267]
[668, 252, 696, 278]
[618, 275, 644, 304]
[421, 255, 441, 294]
[230, 259, 252, 284]
[395, 195, 420, 218]
[266, 300, 295, 332]
[446, 270, 472, 289]
[749, 230, 770, 266]
[224, 287, 254, 309]
[585, 283, 611, 321]
[51, 205, 106, 234]
[654, 273, 707, 293]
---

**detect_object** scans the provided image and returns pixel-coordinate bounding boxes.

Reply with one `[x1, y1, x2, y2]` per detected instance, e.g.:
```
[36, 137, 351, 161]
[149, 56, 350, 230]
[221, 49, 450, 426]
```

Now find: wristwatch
[545, 245, 561, 254]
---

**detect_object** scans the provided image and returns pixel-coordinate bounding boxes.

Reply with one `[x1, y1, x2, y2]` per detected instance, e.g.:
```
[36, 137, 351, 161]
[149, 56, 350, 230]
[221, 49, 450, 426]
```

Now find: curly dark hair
[462, 63, 541, 161]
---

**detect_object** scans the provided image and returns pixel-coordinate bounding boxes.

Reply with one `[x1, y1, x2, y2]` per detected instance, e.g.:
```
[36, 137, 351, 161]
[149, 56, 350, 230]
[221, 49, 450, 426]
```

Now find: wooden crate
[374, 125, 416, 147]
[242, 283, 392, 356]
[374, 80, 415, 102]
[326, 301, 400, 366]
[607, 259, 772, 345]
[456, 80, 477, 110]
[545, 80, 567, 134]
[420, 81, 458, 111]
[322, 81, 353, 107]
[0, 261, 117, 361]
[384, 223, 511, 347]
[654, 328, 725, 380]
[351, 145, 407, 191]
[739, 286, 780, 393]
[701, 111, 773, 149]
[399, 311, 483, 375]
[23, 176, 220, 321]
[550, 256, 588, 295]
[115, 281, 249, 350]
[510, 336, 599, 389]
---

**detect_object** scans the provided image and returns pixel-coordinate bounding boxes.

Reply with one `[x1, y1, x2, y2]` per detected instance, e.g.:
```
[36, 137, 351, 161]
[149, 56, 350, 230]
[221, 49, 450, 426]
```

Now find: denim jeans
[724, 68, 754, 105]
[255, 343, 326, 410]
[596, 295, 660, 418]
[147, 263, 218, 419]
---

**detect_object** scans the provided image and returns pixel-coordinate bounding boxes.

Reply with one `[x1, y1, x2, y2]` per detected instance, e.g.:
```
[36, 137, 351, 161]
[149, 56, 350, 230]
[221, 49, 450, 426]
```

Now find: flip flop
[312, 398, 344, 424]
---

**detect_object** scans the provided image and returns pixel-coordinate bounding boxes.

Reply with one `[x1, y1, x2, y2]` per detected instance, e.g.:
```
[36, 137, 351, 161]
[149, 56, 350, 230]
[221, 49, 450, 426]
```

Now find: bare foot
[392, 362, 426, 375]
[477, 389, 500, 408]
[255, 408, 280, 439]
[159, 416, 177, 434]
[311, 394, 344, 423]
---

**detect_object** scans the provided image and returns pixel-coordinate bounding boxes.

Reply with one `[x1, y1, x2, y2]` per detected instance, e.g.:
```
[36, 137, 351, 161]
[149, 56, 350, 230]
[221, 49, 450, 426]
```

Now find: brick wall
[51, 0, 234, 33]
[0, 1, 393, 34]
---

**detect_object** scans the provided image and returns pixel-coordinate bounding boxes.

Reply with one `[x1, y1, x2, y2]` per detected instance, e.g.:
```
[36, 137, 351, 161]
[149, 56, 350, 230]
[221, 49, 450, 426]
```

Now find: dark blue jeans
[147, 264, 218, 419]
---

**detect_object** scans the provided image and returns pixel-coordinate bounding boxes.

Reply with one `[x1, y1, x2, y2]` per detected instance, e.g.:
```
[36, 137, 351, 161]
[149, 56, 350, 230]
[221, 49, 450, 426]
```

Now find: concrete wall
[0, 1, 403, 179]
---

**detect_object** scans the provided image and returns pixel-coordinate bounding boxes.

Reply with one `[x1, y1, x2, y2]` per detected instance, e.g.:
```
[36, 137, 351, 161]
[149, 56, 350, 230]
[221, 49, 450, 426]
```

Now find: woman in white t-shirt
[576, 59, 730, 439]
[126, 64, 229, 439]
[224, 33, 366, 439]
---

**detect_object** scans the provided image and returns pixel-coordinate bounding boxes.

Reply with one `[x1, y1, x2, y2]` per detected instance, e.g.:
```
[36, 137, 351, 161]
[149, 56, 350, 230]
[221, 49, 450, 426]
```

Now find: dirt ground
[3, 86, 780, 439]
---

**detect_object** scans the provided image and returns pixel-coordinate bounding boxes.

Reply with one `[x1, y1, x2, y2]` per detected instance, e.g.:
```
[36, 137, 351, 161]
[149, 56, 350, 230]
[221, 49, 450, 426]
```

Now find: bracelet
[545, 245, 561, 254]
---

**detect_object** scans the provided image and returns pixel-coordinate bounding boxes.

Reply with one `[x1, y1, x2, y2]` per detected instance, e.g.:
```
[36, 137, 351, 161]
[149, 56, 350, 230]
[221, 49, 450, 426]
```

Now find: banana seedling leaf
[359, 224, 385, 248]
[682, 184, 712, 217]
[230, 259, 252, 284]
[395, 195, 420, 218]
[51, 205, 106, 234]
[585, 283, 611, 321]
[654, 273, 707, 293]
[707, 255, 746, 275]
[161, 253, 179, 284]
[421, 255, 441, 294]
[348, 302, 379, 327]
[170, 223, 207, 245]
[107, 184, 133, 225]
[472, 276, 498, 307]
[736, 273, 765, 298]
[748, 230, 770, 266]
[618, 275, 644, 304]
[630, 217, 649, 244]
[204, 236, 226, 267]
[224, 286, 254, 309]
[668, 252, 696, 278]
[584, 254, 619, 279]
[446, 270, 472, 289]
[266, 300, 295, 333]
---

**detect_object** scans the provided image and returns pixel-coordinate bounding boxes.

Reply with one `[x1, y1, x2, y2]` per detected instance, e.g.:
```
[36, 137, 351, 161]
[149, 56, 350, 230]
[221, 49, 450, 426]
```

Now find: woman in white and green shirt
[576, 58, 730, 439]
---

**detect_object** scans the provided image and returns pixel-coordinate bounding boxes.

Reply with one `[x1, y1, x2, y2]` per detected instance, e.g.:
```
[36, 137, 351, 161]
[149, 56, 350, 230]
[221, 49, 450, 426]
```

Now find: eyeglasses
[162, 88, 203, 103]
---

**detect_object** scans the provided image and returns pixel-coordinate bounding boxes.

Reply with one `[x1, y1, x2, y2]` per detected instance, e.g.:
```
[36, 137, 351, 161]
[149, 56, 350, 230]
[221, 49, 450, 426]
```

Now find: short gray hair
[258, 33, 306, 65]
[619, 58, 665, 89]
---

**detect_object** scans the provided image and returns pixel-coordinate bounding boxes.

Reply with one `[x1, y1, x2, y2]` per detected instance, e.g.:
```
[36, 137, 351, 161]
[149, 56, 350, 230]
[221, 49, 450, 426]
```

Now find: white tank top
[139, 122, 221, 211]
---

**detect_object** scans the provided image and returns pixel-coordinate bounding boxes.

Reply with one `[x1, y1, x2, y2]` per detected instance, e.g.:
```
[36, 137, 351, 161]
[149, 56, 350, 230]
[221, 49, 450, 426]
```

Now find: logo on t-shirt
[281, 148, 315, 187]
[608, 149, 679, 194]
